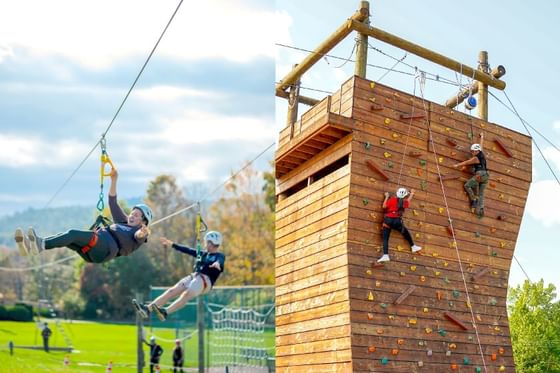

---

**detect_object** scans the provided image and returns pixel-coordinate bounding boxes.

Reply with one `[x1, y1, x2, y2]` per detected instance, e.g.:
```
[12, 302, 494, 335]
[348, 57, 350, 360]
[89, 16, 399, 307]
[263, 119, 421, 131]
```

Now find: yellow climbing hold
[415, 233, 420, 239]
[434, 271, 441, 276]
[384, 151, 392, 158]
[413, 209, 419, 216]
[409, 318, 417, 325]
[438, 157, 444, 164]
[370, 82, 375, 89]
[388, 315, 395, 320]
[366, 269, 372, 275]
[375, 280, 381, 287]
[423, 307, 429, 313]
[410, 265, 417, 271]
[500, 241, 506, 248]
[466, 300, 472, 309]
[368, 291, 374, 301]
[438, 207, 445, 214]
[384, 118, 391, 125]
[499, 366, 506, 372]
[425, 327, 432, 334]
[476, 314, 482, 321]
[397, 245, 404, 252]
[392, 133, 399, 139]
[400, 271, 406, 277]
[380, 138, 386, 145]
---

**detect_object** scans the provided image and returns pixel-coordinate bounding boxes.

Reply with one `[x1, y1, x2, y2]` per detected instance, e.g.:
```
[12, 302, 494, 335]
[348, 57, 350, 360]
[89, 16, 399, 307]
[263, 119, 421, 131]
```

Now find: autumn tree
[508, 280, 560, 372]
[207, 163, 274, 286]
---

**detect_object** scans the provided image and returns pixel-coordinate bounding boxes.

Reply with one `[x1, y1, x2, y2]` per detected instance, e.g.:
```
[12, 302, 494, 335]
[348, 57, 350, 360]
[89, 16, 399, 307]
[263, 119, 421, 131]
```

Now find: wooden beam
[471, 266, 491, 282]
[354, 1, 370, 78]
[400, 112, 426, 120]
[478, 51, 489, 121]
[443, 311, 469, 330]
[494, 137, 514, 158]
[445, 65, 506, 108]
[276, 89, 320, 107]
[365, 160, 390, 181]
[276, 7, 369, 96]
[350, 20, 506, 90]
[393, 285, 416, 305]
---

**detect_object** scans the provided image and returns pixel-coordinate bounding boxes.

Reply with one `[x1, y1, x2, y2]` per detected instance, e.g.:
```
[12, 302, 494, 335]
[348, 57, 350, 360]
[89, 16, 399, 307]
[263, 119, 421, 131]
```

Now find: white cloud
[135, 85, 217, 102]
[0, 44, 13, 63]
[542, 146, 560, 172]
[526, 180, 560, 227]
[160, 110, 276, 144]
[0, 134, 87, 168]
[0, 0, 274, 69]
[553, 120, 560, 131]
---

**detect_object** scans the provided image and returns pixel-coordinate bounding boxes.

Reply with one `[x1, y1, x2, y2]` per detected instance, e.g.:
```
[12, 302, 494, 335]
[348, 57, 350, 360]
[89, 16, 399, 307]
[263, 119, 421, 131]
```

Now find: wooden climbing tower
[275, 3, 531, 372]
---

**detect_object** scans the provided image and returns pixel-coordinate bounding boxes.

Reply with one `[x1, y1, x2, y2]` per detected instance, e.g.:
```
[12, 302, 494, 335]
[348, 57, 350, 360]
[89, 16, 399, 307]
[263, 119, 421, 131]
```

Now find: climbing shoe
[27, 227, 44, 255]
[151, 304, 168, 321]
[14, 228, 30, 256]
[132, 299, 151, 318]
[377, 254, 390, 263]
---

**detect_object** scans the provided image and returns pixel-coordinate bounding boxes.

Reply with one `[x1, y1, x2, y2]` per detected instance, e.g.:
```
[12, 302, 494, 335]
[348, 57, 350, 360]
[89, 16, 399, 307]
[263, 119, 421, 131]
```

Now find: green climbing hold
[380, 303, 388, 309]
[452, 290, 460, 298]
[387, 161, 394, 169]
[419, 159, 426, 166]
[364, 141, 372, 150]
[463, 357, 470, 365]
[438, 329, 446, 337]
[381, 357, 389, 365]
[363, 198, 369, 206]
[475, 231, 481, 237]
[492, 251, 498, 257]
[475, 367, 482, 373]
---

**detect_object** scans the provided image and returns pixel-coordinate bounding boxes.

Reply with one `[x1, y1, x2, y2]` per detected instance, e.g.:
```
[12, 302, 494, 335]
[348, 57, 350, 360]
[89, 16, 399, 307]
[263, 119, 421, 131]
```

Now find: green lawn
[0, 320, 275, 373]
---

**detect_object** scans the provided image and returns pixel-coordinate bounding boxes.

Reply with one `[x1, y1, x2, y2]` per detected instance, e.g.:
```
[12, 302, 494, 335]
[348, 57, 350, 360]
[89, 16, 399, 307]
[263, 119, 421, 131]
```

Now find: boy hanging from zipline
[14, 169, 153, 263]
[134, 230, 225, 321]
[377, 187, 422, 263]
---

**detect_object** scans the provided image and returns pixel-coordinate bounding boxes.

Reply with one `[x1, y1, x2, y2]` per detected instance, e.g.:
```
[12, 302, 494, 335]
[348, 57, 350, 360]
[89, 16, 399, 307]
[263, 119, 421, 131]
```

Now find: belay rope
[193, 205, 208, 271]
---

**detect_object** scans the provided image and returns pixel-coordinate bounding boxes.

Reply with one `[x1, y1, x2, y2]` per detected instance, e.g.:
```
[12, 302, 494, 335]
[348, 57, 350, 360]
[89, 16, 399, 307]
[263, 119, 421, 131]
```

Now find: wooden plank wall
[275, 163, 353, 372]
[346, 76, 532, 372]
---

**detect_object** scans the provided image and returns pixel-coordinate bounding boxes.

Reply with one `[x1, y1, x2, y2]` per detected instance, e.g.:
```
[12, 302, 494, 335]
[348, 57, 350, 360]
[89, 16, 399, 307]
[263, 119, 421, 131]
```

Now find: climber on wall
[377, 187, 422, 263]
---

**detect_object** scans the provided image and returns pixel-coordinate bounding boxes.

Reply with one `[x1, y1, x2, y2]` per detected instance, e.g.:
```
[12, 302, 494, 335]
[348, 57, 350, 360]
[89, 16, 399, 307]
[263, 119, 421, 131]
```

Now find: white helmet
[150, 336, 156, 342]
[470, 143, 482, 152]
[396, 187, 408, 199]
[204, 231, 222, 246]
[133, 204, 153, 225]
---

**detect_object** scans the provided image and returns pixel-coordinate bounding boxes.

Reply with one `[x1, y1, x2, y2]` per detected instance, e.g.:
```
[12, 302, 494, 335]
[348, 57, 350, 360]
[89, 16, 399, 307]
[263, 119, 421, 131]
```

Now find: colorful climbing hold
[368, 345, 376, 353]
[475, 367, 482, 373]
[384, 118, 391, 125]
[499, 366, 506, 372]
[410, 265, 417, 271]
[491, 353, 497, 361]
[397, 339, 405, 345]
[425, 327, 432, 334]
[438, 329, 447, 337]
[368, 291, 374, 301]
[384, 151, 392, 158]
[370, 82, 375, 89]
[451, 363, 458, 370]
[438, 207, 445, 214]
[419, 159, 426, 166]
[363, 198, 369, 206]
[452, 290, 460, 298]
[423, 307, 429, 313]
[381, 357, 388, 365]
[420, 275, 426, 282]
[427, 349, 433, 356]
[364, 141, 372, 150]
[367, 313, 374, 320]
[409, 318, 417, 325]
[380, 138, 386, 145]
[420, 180, 427, 191]
[391, 348, 399, 356]
[463, 357, 470, 365]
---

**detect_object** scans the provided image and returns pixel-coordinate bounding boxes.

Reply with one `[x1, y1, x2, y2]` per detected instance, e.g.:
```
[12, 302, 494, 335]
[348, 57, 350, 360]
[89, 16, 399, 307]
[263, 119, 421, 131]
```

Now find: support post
[354, 1, 370, 78]
[478, 51, 489, 121]
[286, 64, 301, 132]
[136, 293, 144, 373]
[197, 296, 205, 373]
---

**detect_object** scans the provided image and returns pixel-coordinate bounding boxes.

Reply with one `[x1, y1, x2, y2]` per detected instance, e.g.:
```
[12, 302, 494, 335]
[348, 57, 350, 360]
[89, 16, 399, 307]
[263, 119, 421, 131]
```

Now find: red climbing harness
[81, 231, 99, 254]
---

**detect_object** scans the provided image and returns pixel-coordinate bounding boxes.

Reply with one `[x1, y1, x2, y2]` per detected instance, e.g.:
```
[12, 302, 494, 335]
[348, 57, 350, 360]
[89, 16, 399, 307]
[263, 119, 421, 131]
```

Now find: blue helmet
[133, 204, 153, 225]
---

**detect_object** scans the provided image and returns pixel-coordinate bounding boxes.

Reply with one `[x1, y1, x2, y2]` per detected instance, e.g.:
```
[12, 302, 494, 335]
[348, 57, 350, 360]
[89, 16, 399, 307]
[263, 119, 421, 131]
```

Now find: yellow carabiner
[100, 151, 116, 181]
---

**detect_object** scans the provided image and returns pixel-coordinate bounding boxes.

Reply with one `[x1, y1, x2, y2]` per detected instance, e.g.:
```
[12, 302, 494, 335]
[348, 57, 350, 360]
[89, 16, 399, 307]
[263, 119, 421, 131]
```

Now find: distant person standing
[41, 322, 52, 352]
[143, 336, 164, 373]
[172, 339, 184, 373]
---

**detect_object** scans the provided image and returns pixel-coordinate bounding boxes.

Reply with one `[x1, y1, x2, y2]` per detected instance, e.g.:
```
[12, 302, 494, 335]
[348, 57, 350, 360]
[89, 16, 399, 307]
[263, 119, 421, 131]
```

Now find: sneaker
[470, 198, 478, 208]
[14, 228, 30, 256]
[411, 244, 422, 253]
[377, 254, 390, 263]
[151, 304, 168, 321]
[27, 227, 44, 255]
[132, 299, 150, 318]
[476, 208, 484, 218]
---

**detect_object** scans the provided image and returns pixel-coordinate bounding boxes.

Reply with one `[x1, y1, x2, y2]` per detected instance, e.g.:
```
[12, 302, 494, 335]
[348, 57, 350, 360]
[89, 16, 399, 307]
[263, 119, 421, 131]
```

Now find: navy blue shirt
[473, 151, 487, 172]
[172, 243, 225, 285]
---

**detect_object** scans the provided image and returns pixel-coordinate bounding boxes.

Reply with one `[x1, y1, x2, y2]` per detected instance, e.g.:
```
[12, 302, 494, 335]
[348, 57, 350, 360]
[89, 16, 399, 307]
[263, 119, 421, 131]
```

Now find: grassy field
[0, 320, 275, 373]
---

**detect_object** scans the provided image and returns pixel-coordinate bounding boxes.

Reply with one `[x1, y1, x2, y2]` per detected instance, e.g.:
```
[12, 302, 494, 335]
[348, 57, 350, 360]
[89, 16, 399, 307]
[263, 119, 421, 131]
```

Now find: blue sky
[275, 1, 560, 291]
[0, 0, 275, 215]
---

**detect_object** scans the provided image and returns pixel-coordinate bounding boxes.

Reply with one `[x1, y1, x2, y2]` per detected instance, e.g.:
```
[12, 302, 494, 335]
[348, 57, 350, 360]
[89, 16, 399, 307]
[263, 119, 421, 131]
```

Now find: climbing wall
[275, 75, 532, 373]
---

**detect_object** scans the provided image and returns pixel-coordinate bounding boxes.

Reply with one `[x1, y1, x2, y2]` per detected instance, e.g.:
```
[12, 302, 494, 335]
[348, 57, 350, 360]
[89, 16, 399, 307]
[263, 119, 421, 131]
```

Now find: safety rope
[396, 69, 422, 187]
[417, 78, 489, 373]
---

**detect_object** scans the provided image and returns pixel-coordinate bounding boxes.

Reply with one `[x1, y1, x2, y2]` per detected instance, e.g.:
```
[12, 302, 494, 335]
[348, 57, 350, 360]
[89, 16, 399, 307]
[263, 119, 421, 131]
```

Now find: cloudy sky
[0, 0, 276, 214]
[276, 1, 560, 291]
